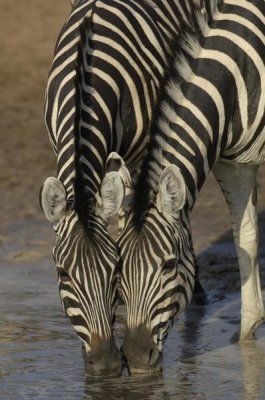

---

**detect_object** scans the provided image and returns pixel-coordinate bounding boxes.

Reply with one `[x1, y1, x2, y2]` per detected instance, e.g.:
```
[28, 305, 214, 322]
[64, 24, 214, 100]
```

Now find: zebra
[40, 0, 203, 375]
[107, 0, 265, 374]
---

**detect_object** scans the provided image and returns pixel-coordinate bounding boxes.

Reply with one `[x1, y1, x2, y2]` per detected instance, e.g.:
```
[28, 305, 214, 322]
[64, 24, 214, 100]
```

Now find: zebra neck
[146, 57, 234, 210]
[145, 0, 260, 210]
[152, 66, 232, 209]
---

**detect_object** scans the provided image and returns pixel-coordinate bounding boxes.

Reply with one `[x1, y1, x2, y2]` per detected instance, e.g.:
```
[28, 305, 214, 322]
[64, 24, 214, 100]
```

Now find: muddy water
[1, 253, 265, 399]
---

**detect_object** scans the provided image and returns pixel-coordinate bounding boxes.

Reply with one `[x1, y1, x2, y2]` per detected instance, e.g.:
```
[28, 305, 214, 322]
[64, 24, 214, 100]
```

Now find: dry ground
[0, 0, 70, 225]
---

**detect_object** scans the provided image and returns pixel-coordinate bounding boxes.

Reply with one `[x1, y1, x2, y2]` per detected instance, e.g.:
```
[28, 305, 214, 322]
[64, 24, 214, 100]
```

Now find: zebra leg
[213, 161, 264, 341]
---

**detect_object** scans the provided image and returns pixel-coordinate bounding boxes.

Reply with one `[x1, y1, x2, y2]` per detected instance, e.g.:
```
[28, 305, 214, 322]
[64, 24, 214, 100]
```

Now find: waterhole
[1, 258, 265, 400]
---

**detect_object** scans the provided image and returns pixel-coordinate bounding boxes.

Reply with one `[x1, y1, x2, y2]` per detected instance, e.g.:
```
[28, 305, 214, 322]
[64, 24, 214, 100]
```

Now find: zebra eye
[163, 257, 177, 270]
[57, 267, 71, 282]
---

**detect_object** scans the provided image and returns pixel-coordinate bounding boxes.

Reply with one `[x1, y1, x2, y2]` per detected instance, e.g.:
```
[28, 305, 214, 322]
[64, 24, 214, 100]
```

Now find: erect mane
[132, 0, 222, 230]
[73, 17, 96, 228]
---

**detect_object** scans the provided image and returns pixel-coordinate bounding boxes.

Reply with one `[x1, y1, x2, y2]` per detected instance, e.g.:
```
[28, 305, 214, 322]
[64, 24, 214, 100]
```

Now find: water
[1, 260, 265, 400]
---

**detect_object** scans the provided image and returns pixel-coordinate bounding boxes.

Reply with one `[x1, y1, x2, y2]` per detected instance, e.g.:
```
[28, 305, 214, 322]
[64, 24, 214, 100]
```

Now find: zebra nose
[122, 324, 162, 374]
[83, 337, 123, 376]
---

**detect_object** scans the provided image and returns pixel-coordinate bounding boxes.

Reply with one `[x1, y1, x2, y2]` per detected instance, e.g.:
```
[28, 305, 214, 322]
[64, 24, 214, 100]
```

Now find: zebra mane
[133, 0, 222, 229]
[73, 17, 94, 228]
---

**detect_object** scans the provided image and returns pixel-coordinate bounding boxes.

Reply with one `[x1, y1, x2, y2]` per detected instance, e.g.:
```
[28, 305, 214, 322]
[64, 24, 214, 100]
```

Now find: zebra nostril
[149, 348, 160, 366]
[149, 349, 154, 363]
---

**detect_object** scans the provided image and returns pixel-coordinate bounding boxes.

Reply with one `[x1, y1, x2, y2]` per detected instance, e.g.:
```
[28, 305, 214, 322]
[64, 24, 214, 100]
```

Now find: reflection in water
[240, 342, 265, 400]
[177, 303, 207, 399]
[84, 375, 170, 400]
[181, 302, 207, 359]
[0, 263, 265, 399]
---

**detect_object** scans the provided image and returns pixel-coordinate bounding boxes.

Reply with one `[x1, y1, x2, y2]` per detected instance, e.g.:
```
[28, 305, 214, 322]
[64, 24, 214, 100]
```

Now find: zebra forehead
[120, 232, 176, 263]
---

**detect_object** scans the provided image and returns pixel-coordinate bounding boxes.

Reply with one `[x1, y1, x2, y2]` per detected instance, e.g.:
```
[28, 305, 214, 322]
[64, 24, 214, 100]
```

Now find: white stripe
[158, 118, 196, 157]
[192, 75, 225, 158]
[57, 137, 75, 164]
[154, 135, 198, 200]
[57, 4, 91, 47]
[97, 0, 166, 76]
[60, 290, 79, 302]
[206, 29, 264, 141]
[53, 37, 79, 65]
[58, 89, 75, 118]
[74, 325, 90, 336]
[57, 153, 74, 181]
[225, 0, 265, 25]
[167, 83, 214, 142]
[67, 307, 83, 317]
[80, 136, 105, 168]
[80, 156, 101, 184]
[48, 70, 76, 140]
[80, 122, 107, 152]
[81, 83, 113, 133]
[93, 14, 160, 85]
[162, 106, 209, 177]
[87, 49, 143, 151]
[57, 108, 75, 140]
[198, 48, 248, 132]
[215, 12, 265, 44]
[93, 33, 153, 121]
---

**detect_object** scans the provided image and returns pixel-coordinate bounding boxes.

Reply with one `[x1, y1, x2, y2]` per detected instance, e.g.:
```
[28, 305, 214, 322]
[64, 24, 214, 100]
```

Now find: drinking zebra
[40, 0, 201, 375]
[109, 0, 265, 373]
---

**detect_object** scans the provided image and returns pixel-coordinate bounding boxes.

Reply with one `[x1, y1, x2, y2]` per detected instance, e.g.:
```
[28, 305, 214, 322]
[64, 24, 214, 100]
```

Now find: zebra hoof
[230, 328, 256, 343]
[231, 316, 264, 343]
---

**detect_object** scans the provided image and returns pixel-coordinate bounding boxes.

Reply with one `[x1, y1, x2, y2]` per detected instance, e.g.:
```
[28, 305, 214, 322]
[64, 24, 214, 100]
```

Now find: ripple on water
[0, 264, 265, 399]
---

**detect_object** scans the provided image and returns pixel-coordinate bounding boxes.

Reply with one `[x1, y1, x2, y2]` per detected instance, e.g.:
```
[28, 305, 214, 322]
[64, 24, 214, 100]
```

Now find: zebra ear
[105, 152, 133, 212]
[157, 165, 186, 217]
[40, 177, 67, 224]
[98, 171, 125, 220]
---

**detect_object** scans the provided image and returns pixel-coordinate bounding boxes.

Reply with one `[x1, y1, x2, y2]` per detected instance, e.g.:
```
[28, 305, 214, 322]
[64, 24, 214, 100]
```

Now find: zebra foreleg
[213, 161, 264, 342]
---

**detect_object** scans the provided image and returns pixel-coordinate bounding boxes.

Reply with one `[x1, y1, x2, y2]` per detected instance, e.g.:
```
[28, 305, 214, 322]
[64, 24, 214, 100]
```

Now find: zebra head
[116, 163, 195, 374]
[40, 171, 124, 376]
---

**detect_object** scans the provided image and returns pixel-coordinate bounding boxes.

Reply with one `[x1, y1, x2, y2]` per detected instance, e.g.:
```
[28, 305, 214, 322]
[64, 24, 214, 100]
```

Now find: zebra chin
[82, 336, 123, 376]
[122, 324, 163, 375]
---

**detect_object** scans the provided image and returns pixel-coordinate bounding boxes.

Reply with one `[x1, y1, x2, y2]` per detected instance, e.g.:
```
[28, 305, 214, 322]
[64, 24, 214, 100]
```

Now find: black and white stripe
[53, 210, 119, 350]
[45, 0, 200, 199]
[118, 0, 265, 371]
[43, 0, 201, 372]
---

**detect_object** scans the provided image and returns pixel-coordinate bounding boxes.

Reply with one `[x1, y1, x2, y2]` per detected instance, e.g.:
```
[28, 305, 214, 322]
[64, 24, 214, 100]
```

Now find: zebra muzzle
[122, 324, 163, 374]
[83, 337, 123, 376]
